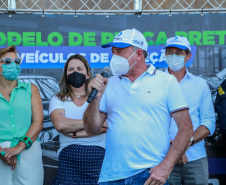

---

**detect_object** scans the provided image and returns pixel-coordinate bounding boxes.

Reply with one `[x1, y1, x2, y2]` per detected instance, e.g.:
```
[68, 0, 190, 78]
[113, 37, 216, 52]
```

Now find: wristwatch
[190, 136, 195, 146]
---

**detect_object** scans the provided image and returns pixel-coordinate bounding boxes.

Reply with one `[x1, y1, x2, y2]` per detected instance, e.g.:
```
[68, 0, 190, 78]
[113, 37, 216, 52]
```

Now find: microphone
[87, 66, 112, 103]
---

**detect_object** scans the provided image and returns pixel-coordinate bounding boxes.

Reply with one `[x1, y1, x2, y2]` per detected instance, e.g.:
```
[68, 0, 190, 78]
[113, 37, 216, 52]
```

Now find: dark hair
[57, 54, 92, 101]
[185, 48, 191, 55]
[165, 47, 191, 55]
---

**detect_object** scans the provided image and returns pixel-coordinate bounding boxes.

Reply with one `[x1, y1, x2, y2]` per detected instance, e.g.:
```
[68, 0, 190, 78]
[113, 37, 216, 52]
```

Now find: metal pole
[8, 0, 16, 9]
[0, 8, 226, 14]
[134, 0, 142, 11]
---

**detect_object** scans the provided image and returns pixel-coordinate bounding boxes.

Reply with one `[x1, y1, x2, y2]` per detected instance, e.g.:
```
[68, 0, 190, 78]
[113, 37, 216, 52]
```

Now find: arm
[65, 120, 108, 138]
[84, 100, 107, 135]
[176, 125, 210, 165]
[167, 110, 193, 168]
[195, 81, 215, 138]
[145, 109, 193, 185]
[64, 127, 107, 138]
[179, 124, 211, 151]
[174, 81, 215, 165]
[4, 84, 44, 160]
[50, 109, 84, 134]
[83, 74, 108, 135]
[191, 125, 210, 144]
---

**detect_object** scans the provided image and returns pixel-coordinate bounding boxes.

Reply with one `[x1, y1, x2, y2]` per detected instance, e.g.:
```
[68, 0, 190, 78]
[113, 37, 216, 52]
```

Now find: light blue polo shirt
[166, 68, 215, 162]
[99, 64, 189, 182]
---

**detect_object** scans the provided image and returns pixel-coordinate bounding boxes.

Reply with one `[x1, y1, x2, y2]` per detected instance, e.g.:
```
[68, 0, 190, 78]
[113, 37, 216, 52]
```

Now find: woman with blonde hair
[0, 45, 44, 185]
[49, 54, 107, 185]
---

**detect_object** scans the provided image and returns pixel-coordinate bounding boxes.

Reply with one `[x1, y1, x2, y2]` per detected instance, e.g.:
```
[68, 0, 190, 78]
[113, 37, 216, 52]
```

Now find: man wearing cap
[164, 36, 215, 185]
[84, 29, 193, 185]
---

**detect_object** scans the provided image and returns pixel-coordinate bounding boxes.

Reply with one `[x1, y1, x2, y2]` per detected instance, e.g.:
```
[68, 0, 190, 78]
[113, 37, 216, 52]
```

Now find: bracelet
[73, 132, 77, 138]
[190, 136, 195, 146]
[0, 151, 5, 156]
[20, 136, 33, 149]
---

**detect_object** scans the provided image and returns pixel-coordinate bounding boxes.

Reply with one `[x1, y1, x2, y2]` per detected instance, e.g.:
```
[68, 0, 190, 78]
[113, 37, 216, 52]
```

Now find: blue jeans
[100, 169, 169, 185]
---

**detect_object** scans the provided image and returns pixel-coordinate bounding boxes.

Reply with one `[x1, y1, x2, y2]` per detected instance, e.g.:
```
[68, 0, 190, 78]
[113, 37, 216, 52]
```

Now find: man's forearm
[191, 125, 210, 145]
[163, 123, 193, 172]
[175, 125, 211, 152]
[162, 109, 193, 172]
[83, 97, 103, 135]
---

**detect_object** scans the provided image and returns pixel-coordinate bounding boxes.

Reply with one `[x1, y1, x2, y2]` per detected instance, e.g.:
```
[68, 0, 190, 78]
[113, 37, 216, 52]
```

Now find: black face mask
[67, 71, 87, 88]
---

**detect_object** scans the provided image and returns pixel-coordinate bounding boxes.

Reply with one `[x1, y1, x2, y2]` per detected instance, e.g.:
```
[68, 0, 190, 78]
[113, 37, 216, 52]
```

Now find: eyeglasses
[165, 51, 186, 56]
[0, 58, 22, 65]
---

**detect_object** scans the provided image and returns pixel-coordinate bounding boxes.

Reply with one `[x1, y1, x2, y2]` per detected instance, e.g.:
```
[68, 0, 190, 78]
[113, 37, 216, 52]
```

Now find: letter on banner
[90, 53, 99, 63]
[59, 53, 66, 63]
[49, 53, 59, 63]
[149, 52, 159, 64]
[100, 53, 109, 63]
[35, 51, 40, 63]
[40, 53, 49, 63]
[26, 53, 34, 63]
[159, 50, 166, 63]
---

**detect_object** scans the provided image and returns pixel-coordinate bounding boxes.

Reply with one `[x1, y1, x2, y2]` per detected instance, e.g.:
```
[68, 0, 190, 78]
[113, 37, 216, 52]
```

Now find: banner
[0, 45, 197, 68]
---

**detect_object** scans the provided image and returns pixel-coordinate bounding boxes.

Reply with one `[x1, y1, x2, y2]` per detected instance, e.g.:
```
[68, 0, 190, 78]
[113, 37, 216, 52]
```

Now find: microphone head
[102, 66, 112, 78]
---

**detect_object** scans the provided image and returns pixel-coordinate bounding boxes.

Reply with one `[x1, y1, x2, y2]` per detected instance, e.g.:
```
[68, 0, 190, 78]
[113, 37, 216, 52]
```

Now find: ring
[0, 151, 5, 156]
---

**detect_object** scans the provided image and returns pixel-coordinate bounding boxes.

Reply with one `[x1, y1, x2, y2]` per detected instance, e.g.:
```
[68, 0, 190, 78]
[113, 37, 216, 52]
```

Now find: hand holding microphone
[87, 67, 111, 103]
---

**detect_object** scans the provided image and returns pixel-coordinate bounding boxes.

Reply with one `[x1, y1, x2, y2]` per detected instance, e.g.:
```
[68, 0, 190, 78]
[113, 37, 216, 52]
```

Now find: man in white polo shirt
[84, 29, 193, 185]
[164, 36, 215, 185]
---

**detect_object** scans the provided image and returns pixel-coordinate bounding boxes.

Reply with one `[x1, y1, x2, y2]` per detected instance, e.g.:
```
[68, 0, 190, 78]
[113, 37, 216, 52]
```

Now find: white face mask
[110, 51, 137, 76]
[165, 54, 186, 72]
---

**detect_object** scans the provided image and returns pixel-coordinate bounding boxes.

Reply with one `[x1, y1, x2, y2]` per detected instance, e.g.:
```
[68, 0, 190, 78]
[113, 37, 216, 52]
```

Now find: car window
[37, 79, 59, 100]
[46, 79, 59, 89]
[19, 78, 45, 99]
[18, 78, 57, 100]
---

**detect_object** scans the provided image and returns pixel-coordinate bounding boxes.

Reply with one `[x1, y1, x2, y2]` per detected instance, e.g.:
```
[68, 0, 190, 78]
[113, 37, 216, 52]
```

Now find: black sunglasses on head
[0, 58, 22, 65]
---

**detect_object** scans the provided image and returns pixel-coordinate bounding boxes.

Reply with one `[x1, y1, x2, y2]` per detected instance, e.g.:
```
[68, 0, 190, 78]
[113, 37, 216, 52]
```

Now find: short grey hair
[132, 46, 148, 59]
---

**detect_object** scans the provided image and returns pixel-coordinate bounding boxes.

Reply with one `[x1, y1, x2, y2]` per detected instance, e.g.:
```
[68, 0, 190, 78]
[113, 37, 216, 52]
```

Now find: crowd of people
[0, 28, 219, 185]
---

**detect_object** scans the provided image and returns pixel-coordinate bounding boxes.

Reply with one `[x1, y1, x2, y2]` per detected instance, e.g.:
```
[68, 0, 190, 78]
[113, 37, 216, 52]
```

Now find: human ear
[136, 49, 143, 61]
[186, 53, 192, 61]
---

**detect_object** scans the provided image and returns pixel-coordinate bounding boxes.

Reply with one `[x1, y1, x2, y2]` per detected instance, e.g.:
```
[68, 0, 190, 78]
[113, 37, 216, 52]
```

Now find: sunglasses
[0, 58, 22, 65]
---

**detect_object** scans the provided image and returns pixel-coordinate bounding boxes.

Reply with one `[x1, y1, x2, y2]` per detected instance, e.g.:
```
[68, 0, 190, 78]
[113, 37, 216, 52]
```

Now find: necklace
[74, 92, 86, 99]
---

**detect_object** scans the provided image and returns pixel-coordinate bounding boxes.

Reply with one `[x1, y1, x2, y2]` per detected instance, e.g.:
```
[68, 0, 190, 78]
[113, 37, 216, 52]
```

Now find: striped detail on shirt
[170, 107, 189, 114]
[100, 110, 107, 115]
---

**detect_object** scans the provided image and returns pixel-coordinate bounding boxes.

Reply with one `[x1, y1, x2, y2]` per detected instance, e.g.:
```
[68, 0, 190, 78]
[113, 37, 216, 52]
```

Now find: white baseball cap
[102, 28, 148, 51]
[164, 36, 191, 51]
